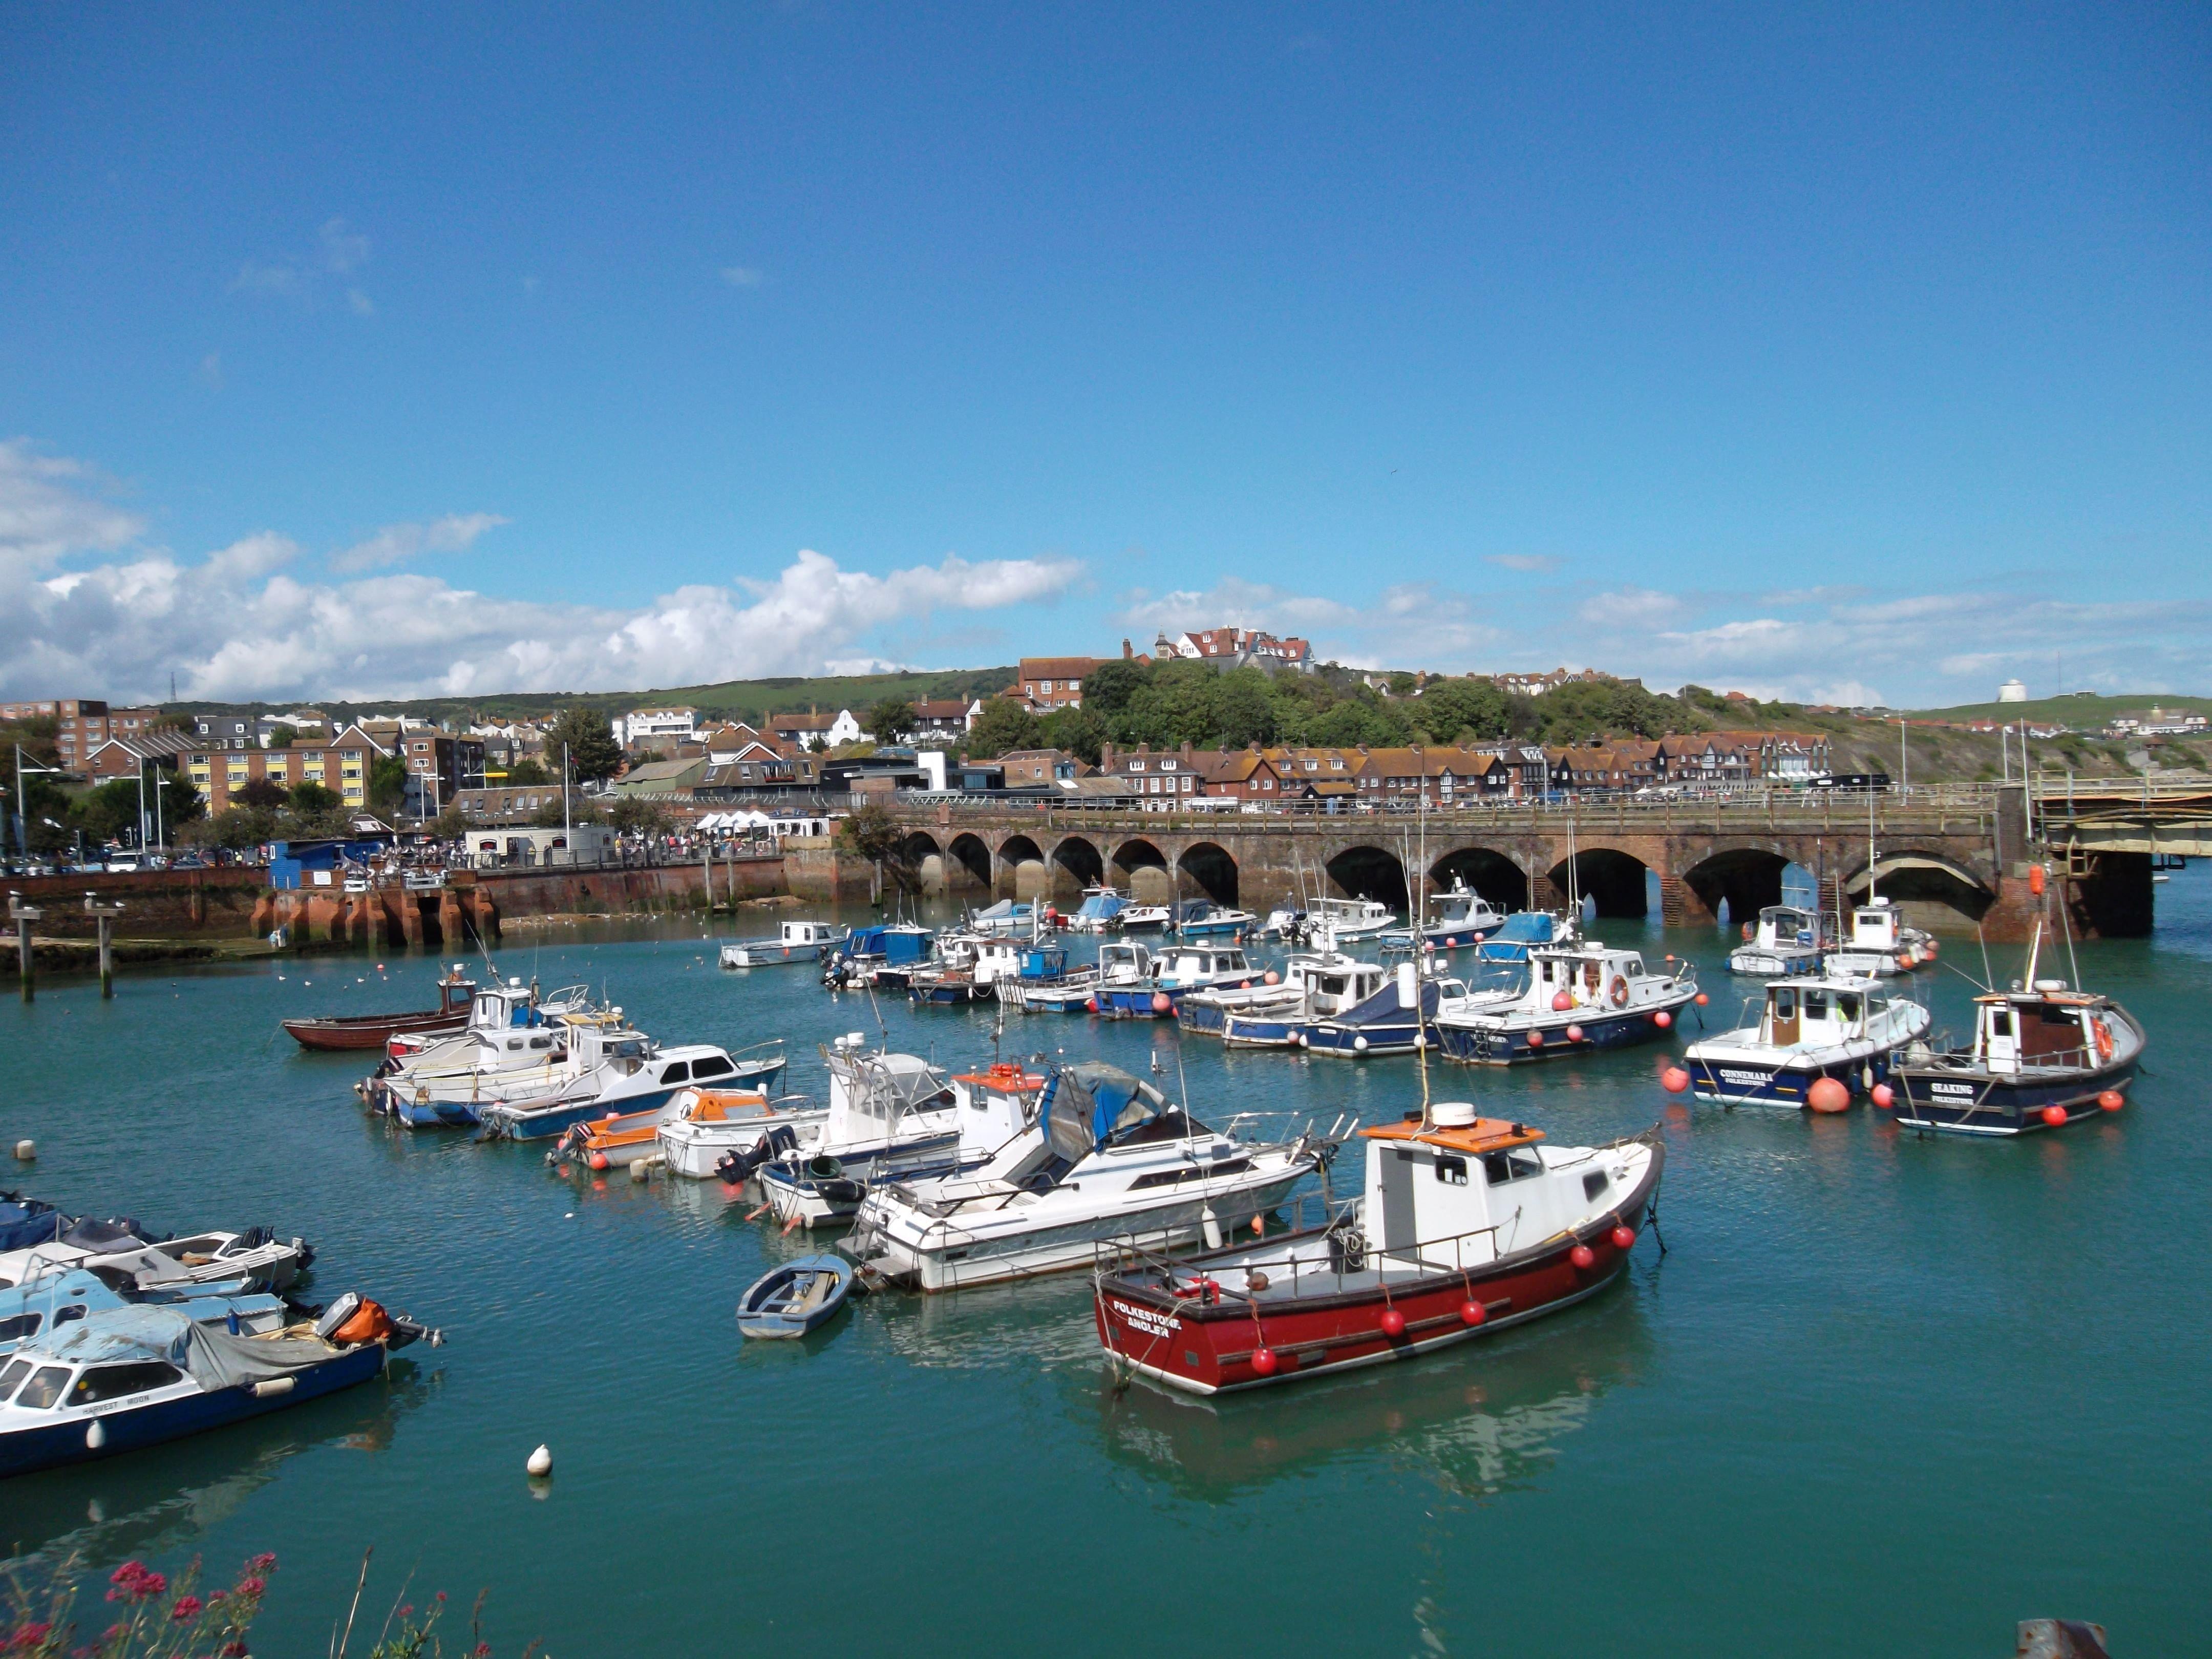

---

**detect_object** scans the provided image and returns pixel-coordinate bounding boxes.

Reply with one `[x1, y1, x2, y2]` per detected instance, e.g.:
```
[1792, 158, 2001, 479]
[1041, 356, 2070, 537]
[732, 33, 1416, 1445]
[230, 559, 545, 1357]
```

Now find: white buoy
[526, 1443, 552, 1477]
[86, 1420, 105, 1450]
[1201, 1206, 1223, 1250]
[629, 1159, 649, 1183]
[13, 1140, 32, 1161]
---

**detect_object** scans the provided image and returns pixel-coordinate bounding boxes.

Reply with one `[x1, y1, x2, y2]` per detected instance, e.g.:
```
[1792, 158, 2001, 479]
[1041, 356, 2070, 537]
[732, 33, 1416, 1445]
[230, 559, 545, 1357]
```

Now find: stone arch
[1844, 849, 1997, 929]
[1326, 844, 1408, 908]
[1429, 846, 1529, 913]
[946, 832, 993, 892]
[997, 833, 1048, 900]
[1549, 846, 1650, 919]
[1113, 838, 1175, 904]
[1177, 841, 1240, 907]
[1051, 835, 1104, 899]
[897, 831, 946, 896]
[1683, 846, 1791, 929]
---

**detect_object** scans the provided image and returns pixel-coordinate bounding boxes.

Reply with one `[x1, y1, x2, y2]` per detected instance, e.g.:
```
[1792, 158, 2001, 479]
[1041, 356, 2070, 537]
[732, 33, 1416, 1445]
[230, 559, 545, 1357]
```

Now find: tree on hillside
[157, 764, 205, 827]
[1411, 678, 1513, 743]
[610, 796, 672, 837]
[965, 697, 1043, 759]
[289, 781, 339, 816]
[546, 706, 625, 783]
[266, 724, 299, 751]
[867, 699, 918, 745]
[368, 754, 411, 814]
[506, 758, 550, 785]
[1038, 706, 1107, 765]
[73, 778, 144, 845]
[232, 777, 289, 812]
[530, 795, 602, 828]
[1080, 660, 1148, 718]
[840, 800, 920, 893]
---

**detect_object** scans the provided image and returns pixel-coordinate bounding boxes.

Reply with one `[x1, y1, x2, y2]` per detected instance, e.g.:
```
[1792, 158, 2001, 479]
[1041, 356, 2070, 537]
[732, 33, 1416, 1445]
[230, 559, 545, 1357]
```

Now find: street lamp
[10, 746, 62, 862]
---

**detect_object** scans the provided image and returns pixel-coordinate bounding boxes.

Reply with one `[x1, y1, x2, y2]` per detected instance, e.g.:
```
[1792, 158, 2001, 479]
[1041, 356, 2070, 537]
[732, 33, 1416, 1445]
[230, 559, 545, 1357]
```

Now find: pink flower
[472, 1645, 491, 1657]
[7, 1621, 52, 1650]
[435, 1593, 446, 1604]
[399, 1606, 413, 1619]
[171, 1596, 203, 1623]
[110, 1563, 147, 1588]
[236, 1578, 265, 1598]
[247, 1554, 276, 1573]
[135, 1573, 166, 1600]
[221, 1641, 250, 1657]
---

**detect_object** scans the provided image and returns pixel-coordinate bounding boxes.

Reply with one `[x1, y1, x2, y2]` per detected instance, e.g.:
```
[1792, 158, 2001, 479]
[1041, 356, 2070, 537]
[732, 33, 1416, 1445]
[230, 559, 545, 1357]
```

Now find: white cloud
[1575, 586, 1685, 629]
[328, 513, 510, 573]
[319, 217, 370, 274]
[720, 266, 765, 288]
[1484, 554, 1559, 573]
[0, 442, 1081, 703]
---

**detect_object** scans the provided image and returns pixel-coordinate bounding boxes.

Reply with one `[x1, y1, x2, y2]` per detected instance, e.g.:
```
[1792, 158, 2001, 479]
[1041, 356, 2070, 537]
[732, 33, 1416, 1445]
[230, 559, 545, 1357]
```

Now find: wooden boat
[1092, 1105, 1662, 1395]
[282, 968, 476, 1052]
[736, 1254, 853, 1338]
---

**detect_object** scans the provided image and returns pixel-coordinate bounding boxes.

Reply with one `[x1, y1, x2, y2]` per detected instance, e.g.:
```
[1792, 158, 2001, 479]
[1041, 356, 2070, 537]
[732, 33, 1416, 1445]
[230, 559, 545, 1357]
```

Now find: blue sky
[2, 4, 2207, 707]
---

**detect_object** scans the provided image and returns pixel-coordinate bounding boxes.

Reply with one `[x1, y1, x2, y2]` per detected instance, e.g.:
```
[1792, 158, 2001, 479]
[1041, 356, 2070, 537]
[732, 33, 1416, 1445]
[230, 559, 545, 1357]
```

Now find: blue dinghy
[736, 1254, 854, 1339]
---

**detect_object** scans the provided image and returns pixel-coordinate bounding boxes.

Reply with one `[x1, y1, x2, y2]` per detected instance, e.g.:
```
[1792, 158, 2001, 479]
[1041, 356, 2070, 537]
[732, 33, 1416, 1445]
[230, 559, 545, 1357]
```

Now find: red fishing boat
[1092, 1105, 1662, 1394]
[282, 967, 477, 1052]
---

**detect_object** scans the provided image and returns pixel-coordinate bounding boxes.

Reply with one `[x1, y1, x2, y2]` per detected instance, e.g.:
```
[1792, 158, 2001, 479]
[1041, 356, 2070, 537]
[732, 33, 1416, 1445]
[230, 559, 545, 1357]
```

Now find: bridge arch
[997, 833, 1048, 899]
[1844, 849, 1997, 927]
[1113, 838, 1174, 904]
[1549, 846, 1649, 919]
[896, 831, 946, 896]
[1326, 844, 1408, 908]
[1051, 835, 1104, 898]
[1682, 846, 1790, 929]
[1178, 841, 1240, 907]
[946, 832, 993, 892]
[1429, 846, 1528, 913]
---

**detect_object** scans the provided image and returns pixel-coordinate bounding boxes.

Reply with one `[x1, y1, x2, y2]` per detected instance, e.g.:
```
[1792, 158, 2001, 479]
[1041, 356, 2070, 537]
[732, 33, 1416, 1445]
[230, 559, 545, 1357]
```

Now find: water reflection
[1084, 1281, 1657, 1500]
[1, 1365, 438, 1569]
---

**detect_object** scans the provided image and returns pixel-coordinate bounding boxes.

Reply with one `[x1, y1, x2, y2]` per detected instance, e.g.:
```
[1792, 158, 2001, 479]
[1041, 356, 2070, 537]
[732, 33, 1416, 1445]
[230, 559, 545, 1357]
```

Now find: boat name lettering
[1929, 1083, 1975, 1097]
[1110, 1299, 1181, 1337]
[1718, 1069, 1769, 1086]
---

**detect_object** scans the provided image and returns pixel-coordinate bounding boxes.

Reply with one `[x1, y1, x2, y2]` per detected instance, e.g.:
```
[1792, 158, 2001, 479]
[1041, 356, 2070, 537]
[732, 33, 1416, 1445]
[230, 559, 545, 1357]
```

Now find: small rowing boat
[736, 1254, 853, 1338]
[282, 967, 476, 1052]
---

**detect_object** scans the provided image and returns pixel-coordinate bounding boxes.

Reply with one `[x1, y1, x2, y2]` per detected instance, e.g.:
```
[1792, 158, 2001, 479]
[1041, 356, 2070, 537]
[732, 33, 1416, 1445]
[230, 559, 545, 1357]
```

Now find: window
[71, 1362, 183, 1403]
[1990, 1011, 2014, 1038]
[661, 1060, 692, 1084]
[692, 1055, 734, 1079]
[1772, 988, 1797, 1020]
[1837, 993, 1863, 1022]
[0, 1312, 39, 1343]
[1483, 1150, 1539, 1184]
[14, 1365, 72, 1410]
[1436, 1154, 1469, 1185]
[0, 1358, 29, 1401]
[1802, 992, 1830, 1020]
[1583, 1171, 1610, 1200]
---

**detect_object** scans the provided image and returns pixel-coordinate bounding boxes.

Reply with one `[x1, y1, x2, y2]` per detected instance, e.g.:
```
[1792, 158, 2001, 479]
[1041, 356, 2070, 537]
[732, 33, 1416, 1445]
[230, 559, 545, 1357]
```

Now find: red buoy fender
[1460, 1300, 1486, 1326]
[1379, 1307, 1407, 1338]
[1569, 1243, 1596, 1270]
[1250, 1346, 1278, 1376]
[2098, 1090, 2124, 1112]
[1609, 1225, 1636, 1250]
[2040, 1104, 2069, 1127]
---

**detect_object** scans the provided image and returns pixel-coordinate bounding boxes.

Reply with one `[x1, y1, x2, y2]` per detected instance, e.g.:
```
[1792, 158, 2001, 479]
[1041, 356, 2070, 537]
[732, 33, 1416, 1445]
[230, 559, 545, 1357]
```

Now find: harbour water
[5, 873, 2211, 1656]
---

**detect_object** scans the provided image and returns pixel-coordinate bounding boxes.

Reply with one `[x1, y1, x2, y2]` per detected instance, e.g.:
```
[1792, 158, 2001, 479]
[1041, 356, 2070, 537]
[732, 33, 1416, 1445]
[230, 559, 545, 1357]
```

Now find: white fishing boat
[479, 1036, 779, 1142]
[658, 1088, 832, 1180]
[720, 919, 850, 969]
[756, 1039, 963, 1228]
[0, 1218, 312, 1298]
[843, 1061, 1328, 1291]
[1729, 905, 1827, 976]
[1095, 942, 1262, 1018]
[1118, 903, 1173, 933]
[965, 899, 1043, 938]
[1434, 943, 1699, 1065]
[1378, 880, 1506, 952]
[1064, 887, 1128, 933]
[1178, 952, 1387, 1047]
[1681, 974, 1931, 1108]
[1299, 896, 1397, 943]
[1824, 898, 1934, 978]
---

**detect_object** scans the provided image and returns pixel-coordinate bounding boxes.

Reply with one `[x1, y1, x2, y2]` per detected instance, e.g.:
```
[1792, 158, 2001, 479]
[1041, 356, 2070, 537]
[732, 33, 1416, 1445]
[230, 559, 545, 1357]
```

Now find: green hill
[1906, 693, 2212, 726]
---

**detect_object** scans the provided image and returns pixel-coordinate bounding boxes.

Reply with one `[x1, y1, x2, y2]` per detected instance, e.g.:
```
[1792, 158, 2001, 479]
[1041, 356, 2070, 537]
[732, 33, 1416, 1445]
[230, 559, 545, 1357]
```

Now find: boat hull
[0, 1343, 387, 1479]
[1891, 1064, 2138, 1136]
[1436, 1002, 1678, 1065]
[1685, 1050, 1894, 1108]
[284, 1009, 468, 1051]
[1728, 947, 1822, 976]
[1298, 1018, 1429, 1056]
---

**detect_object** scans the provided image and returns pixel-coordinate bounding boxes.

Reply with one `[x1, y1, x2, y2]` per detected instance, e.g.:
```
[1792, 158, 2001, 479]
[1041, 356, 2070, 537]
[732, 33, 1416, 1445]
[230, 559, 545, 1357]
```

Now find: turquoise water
[4, 875, 2210, 1657]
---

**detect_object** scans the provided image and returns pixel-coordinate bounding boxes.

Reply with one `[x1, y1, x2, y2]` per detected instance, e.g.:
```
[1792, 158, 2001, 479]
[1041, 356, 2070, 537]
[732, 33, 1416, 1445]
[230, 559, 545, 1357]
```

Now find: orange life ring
[2092, 1018, 2114, 1061]
[1609, 976, 1630, 1008]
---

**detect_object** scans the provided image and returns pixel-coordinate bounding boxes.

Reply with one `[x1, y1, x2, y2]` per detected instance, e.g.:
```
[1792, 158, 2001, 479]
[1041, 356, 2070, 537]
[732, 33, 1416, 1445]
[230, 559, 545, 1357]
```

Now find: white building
[1997, 680, 2028, 704]
[619, 706, 699, 747]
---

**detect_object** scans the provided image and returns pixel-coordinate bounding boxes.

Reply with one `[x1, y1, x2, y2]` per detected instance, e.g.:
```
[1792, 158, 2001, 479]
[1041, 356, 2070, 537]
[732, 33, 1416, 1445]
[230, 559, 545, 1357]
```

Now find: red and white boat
[1092, 1105, 1661, 1394]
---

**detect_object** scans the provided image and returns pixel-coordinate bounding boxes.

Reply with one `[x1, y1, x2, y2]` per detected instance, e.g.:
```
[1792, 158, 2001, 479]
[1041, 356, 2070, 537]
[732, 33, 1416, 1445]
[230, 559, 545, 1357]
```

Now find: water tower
[1997, 679, 2028, 703]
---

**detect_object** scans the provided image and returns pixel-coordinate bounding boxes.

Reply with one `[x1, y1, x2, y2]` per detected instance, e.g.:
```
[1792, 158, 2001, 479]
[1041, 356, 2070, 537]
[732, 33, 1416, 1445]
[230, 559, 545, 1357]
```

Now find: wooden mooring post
[9, 895, 38, 1002]
[84, 891, 125, 999]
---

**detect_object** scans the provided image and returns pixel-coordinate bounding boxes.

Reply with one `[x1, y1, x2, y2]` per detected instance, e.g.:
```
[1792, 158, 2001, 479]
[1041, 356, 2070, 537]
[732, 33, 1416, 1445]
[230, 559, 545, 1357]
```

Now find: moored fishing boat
[1297, 969, 1469, 1057]
[1472, 909, 1579, 963]
[844, 1061, 1328, 1292]
[1096, 943, 1261, 1018]
[1064, 887, 1128, 934]
[281, 966, 476, 1052]
[756, 1040, 963, 1227]
[719, 919, 850, 969]
[1889, 966, 2146, 1137]
[1680, 974, 1930, 1108]
[1178, 951, 1383, 1045]
[1175, 901, 1258, 939]
[658, 1087, 830, 1180]
[1091, 1103, 1661, 1395]
[1298, 896, 1397, 944]
[821, 922, 934, 989]
[1378, 880, 1506, 952]
[1434, 944, 1699, 1065]
[1824, 898, 1933, 978]
[0, 1269, 290, 1359]
[1729, 905, 1827, 977]
[478, 1036, 779, 1142]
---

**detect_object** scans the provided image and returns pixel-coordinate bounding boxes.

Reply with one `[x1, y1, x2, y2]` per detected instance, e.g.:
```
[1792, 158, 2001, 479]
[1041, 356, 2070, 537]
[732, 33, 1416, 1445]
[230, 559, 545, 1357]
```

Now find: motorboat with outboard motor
[1824, 897, 1934, 978]
[755, 1039, 963, 1228]
[1091, 1103, 1662, 1395]
[361, 979, 619, 1118]
[821, 923, 934, 989]
[1379, 880, 1506, 953]
[1435, 944, 1699, 1065]
[0, 1294, 435, 1478]
[1065, 887, 1128, 934]
[1730, 905, 1827, 977]
[1176, 901, 1258, 939]
[844, 1061, 1328, 1291]
[478, 1037, 783, 1142]
[379, 976, 599, 1067]
[0, 1217, 312, 1297]
[907, 931, 998, 1005]
[965, 899, 1044, 938]
[282, 964, 477, 1052]
[1118, 902, 1173, 933]
[0, 1268, 290, 1359]
[1887, 927, 2145, 1135]
[0, 1195, 65, 1255]
[720, 919, 850, 969]
[1681, 974, 1930, 1107]
[657, 1088, 830, 1181]
[1096, 943, 1262, 1018]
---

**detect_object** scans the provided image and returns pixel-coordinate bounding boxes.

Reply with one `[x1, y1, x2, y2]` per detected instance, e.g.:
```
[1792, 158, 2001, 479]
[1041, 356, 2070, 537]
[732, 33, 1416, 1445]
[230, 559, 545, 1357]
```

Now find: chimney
[1101, 741, 1116, 770]
[1181, 740, 1193, 759]
[1122, 638, 1133, 659]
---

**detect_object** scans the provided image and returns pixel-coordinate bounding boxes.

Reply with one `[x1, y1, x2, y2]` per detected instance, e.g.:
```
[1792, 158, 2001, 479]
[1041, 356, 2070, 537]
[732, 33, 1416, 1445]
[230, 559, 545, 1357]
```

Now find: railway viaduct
[880, 781, 2212, 941]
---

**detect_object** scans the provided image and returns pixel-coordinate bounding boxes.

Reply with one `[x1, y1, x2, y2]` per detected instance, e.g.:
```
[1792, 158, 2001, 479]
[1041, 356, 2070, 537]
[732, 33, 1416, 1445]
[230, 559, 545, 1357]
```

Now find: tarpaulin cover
[21, 1305, 346, 1389]
[1045, 1062, 1169, 1162]
[1475, 912, 1563, 961]
[1337, 979, 1443, 1027]
[0, 1197, 66, 1256]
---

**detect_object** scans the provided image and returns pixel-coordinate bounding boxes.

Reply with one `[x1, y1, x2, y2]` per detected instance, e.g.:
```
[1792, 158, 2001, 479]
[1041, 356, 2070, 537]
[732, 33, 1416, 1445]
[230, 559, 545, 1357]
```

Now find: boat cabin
[973, 940, 1070, 985]
[950, 1064, 1049, 1159]
[1097, 942, 1156, 985]
[1310, 896, 1396, 931]
[1155, 945, 1252, 987]
[779, 920, 844, 949]
[1427, 882, 1503, 929]
[1753, 906, 1819, 949]
[1522, 944, 1656, 1009]
[1288, 957, 1387, 1011]
[843, 924, 933, 966]
[1972, 987, 2111, 1074]
[1755, 977, 1884, 1048]
[1359, 1107, 1609, 1269]
[1844, 900, 1905, 953]
[821, 1038, 955, 1144]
